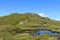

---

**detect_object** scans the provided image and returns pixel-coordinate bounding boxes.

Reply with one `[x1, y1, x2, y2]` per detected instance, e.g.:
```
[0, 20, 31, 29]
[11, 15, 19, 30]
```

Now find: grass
[0, 13, 60, 40]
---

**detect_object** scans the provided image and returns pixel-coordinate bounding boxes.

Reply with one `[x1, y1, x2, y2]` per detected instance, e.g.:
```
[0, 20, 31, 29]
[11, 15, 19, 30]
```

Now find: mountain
[0, 13, 60, 32]
[0, 13, 60, 27]
[0, 13, 60, 40]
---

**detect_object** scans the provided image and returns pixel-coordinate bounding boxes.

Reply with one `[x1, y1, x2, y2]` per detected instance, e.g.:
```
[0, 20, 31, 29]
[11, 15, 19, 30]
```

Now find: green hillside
[0, 13, 60, 28]
[0, 13, 60, 40]
[0, 13, 59, 24]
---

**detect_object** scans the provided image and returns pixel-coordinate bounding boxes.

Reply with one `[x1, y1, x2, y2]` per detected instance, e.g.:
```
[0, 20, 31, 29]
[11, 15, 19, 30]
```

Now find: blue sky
[0, 0, 60, 21]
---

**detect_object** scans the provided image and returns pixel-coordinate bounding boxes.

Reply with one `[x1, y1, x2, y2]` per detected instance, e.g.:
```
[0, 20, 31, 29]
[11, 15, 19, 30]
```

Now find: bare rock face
[19, 20, 28, 25]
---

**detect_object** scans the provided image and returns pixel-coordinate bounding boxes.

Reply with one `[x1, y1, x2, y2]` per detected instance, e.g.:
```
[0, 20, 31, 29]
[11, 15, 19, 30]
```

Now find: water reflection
[29, 30, 59, 36]
[38, 30, 58, 35]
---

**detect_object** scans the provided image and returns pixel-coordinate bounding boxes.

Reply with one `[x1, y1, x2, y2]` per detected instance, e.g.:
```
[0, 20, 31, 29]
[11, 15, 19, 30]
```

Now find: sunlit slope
[0, 13, 60, 40]
[0, 13, 60, 28]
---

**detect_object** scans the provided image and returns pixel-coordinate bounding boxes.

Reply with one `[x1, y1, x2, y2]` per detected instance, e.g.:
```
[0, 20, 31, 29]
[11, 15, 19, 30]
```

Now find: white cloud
[38, 13, 48, 17]
[54, 18, 60, 21]
[38, 13, 60, 21]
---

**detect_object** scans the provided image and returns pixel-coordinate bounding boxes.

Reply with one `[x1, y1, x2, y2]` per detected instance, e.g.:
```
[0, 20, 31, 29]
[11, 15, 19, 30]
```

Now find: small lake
[39, 30, 58, 35]
[29, 30, 59, 36]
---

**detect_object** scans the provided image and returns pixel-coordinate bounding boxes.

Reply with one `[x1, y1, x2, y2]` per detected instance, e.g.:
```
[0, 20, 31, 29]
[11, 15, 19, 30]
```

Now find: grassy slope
[0, 13, 60, 40]
[0, 13, 60, 28]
